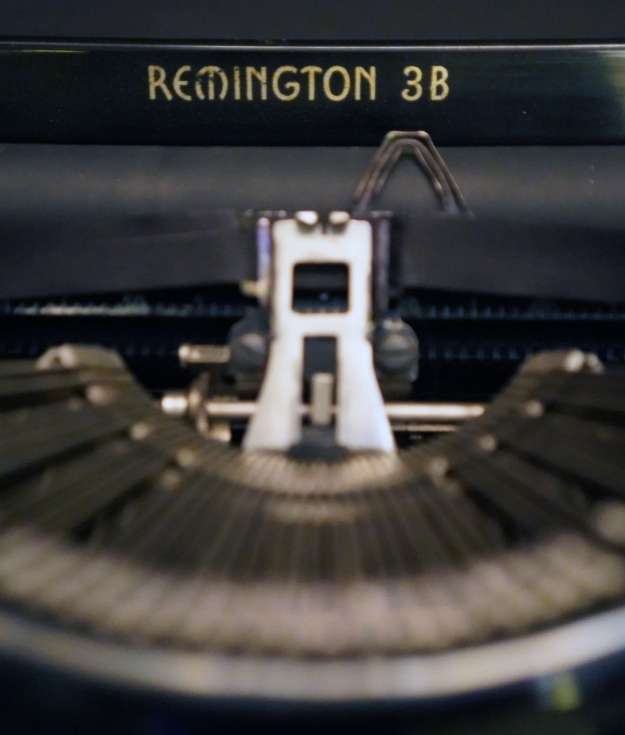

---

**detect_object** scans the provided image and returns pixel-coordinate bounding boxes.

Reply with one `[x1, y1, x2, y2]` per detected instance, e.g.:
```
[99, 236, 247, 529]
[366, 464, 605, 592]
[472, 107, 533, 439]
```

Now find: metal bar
[161, 395, 485, 424]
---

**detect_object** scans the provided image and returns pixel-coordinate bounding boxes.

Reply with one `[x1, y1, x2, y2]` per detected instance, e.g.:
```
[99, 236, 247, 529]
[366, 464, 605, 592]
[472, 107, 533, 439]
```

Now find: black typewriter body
[4, 3, 625, 734]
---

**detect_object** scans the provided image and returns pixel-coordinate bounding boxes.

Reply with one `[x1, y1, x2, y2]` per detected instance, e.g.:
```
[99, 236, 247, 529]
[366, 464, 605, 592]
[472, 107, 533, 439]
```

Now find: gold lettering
[195, 66, 229, 100]
[233, 66, 242, 100]
[323, 65, 351, 102]
[402, 66, 423, 102]
[172, 65, 192, 101]
[354, 65, 376, 101]
[148, 65, 173, 101]
[246, 66, 268, 100]
[272, 66, 300, 101]
[300, 65, 322, 100]
[430, 65, 449, 101]
[149, 62, 442, 106]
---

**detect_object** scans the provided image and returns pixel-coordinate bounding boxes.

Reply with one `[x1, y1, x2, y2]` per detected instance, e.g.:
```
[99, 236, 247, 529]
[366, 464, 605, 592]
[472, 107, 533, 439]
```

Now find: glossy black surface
[2, 42, 625, 144]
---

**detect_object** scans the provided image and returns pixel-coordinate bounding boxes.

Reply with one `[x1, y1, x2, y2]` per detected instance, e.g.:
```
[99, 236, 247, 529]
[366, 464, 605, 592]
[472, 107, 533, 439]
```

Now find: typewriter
[3, 2, 625, 732]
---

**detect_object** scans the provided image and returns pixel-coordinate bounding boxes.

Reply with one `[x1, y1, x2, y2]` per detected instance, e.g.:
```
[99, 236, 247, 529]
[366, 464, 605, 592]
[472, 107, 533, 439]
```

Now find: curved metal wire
[353, 130, 470, 216]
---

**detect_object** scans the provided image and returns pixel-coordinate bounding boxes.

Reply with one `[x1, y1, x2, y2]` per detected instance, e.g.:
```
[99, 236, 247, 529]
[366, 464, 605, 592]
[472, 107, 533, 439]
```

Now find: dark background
[0, 0, 624, 42]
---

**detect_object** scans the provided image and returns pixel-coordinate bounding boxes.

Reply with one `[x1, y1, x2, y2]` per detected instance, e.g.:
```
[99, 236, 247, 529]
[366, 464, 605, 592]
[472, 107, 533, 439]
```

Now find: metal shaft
[161, 394, 485, 424]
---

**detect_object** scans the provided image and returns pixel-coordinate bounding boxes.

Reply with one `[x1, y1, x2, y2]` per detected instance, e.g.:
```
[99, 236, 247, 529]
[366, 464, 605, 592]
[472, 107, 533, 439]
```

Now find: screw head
[328, 210, 351, 227]
[295, 210, 319, 227]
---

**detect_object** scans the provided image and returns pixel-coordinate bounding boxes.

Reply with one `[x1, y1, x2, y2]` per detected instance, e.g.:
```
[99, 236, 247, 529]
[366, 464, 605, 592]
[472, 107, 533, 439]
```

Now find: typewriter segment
[2, 140, 625, 699]
[3, 10, 625, 731]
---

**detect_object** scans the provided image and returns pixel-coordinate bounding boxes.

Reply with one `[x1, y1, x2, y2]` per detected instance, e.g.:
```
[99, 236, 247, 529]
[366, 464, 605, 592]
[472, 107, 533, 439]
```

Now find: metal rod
[310, 373, 334, 427]
[384, 402, 485, 423]
[161, 394, 485, 424]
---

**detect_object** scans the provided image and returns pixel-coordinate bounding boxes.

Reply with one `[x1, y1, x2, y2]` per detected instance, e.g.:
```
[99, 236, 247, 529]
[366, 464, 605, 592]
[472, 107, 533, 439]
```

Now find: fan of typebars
[0, 345, 624, 657]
